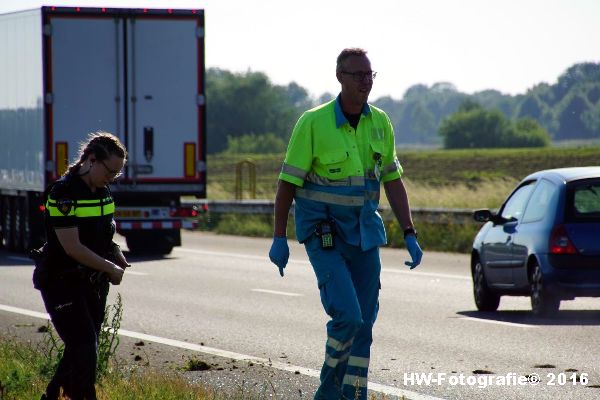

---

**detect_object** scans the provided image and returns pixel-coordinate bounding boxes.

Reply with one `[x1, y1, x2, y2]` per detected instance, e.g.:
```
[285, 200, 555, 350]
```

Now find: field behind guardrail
[205, 146, 600, 208]
[195, 146, 600, 253]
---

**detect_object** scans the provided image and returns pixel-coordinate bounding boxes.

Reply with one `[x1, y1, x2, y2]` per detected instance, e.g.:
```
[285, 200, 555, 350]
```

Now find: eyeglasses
[340, 70, 377, 82]
[99, 159, 123, 179]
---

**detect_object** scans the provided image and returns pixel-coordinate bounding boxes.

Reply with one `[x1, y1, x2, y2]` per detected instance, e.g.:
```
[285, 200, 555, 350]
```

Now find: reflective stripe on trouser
[305, 235, 381, 400]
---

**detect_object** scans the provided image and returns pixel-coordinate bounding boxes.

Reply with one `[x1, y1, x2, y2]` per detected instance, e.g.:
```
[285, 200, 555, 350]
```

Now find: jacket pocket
[320, 150, 349, 176]
[321, 150, 348, 164]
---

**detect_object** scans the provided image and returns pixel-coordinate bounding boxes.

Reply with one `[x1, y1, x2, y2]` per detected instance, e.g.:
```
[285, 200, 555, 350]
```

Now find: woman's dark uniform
[37, 172, 117, 400]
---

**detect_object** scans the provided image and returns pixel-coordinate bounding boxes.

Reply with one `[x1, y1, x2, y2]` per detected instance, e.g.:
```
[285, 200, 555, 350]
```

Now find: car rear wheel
[530, 262, 560, 317]
[473, 260, 500, 311]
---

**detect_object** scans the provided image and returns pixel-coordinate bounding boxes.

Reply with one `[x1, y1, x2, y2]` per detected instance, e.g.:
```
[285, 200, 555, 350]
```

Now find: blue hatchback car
[471, 167, 600, 316]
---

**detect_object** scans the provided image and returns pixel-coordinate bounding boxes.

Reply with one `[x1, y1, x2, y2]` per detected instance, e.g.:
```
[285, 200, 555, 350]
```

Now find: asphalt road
[1, 231, 600, 400]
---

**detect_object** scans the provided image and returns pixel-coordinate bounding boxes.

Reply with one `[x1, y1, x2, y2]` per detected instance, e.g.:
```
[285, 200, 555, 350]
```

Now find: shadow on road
[122, 251, 180, 263]
[457, 310, 600, 326]
[0, 250, 33, 267]
[0, 249, 178, 267]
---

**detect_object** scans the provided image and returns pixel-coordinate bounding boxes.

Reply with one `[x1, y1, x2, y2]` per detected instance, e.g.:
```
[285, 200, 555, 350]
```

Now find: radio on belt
[315, 219, 335, 250]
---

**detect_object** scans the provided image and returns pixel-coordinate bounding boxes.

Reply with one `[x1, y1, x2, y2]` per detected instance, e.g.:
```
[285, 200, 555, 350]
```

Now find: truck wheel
[153, 238, 174, 255]
[19, 197, 31, 252]
[0, 197, 4, 249]
[2, 197, 15, 251]
[473, 259, 500, 311]
[12, 198, 24, 252]
[530, 261, 560, 317]
[125, 232, 174, 255]
[125, 234, 145, 255]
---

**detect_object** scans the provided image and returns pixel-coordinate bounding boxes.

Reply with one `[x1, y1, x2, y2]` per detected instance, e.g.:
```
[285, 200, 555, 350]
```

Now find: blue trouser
[304, 235, 381, 400]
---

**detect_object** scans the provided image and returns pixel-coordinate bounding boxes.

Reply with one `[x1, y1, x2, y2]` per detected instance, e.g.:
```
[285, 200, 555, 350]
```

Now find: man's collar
[334, 94, 371, 128]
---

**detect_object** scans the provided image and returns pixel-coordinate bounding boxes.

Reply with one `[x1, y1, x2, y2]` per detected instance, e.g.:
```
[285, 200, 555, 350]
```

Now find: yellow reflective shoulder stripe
[46, 200, 114, 217]
[46, 203, 76, 217]
[75, 202, 115, 217]
[76, 197, 112, 204]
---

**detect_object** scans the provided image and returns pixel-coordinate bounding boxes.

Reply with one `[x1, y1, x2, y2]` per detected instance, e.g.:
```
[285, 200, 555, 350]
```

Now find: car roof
[523, 167, 600, 183]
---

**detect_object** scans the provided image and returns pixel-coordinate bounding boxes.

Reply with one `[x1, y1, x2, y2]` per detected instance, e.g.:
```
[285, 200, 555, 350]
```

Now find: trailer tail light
[549, 225, 578, 254]
[55, 142, 68, 177]
[184, 143, 196, 177]
[39, 205, 46, 212]
[170, 207, 198, 218]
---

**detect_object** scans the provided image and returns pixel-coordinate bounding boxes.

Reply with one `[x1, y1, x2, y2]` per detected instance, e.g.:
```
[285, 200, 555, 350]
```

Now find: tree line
[206, 62, 600, 153]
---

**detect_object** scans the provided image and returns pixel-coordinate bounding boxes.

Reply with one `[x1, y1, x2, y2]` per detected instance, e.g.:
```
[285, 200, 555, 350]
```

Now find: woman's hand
[108, 263, 125, 285]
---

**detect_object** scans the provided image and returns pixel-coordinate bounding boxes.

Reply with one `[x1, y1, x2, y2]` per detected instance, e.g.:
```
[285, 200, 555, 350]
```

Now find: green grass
[0, 336, 396, 400]
[196, 146, 600, 253]
[0, 337, 48, 399]
[205, 146, 600, 206]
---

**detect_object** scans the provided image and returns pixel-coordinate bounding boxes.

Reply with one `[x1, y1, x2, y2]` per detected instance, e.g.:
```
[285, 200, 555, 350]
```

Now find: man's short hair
[336, 48, 368, 72]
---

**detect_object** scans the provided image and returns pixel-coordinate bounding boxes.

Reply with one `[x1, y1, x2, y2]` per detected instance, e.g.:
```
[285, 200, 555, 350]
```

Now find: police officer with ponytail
[36, 132, 130, 400]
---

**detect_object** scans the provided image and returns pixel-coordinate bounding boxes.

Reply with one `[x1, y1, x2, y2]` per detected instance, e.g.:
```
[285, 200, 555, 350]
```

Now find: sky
[1, 0, 599, 101]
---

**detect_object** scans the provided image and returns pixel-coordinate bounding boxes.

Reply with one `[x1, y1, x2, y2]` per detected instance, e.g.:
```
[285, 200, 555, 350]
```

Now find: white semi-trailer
[0, 6, 207, 254]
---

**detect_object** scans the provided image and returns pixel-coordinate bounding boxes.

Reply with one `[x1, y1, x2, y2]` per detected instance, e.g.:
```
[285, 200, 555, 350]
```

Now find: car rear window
[567, 179, 600, 221]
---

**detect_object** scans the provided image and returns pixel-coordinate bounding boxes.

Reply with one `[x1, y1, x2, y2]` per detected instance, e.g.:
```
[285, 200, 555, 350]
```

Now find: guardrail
[183, 199, 481, 224]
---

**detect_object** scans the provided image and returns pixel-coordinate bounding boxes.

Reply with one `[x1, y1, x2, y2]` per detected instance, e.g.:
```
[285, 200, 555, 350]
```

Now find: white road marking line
[177, 248, 468, 282]
[459, 316, 537, 328]
[0, 304, 49, 319]
[124, 271, 148, 276]
[0, 303, 446, 400]
[251, 288, 303, 297]
[175, 247, 311, 265]
[382, 268, 471, 281]
[7, 256, 31, 263]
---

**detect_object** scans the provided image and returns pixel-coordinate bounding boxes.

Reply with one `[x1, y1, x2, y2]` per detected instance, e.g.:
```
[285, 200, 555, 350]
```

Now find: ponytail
[64, 131, 127, 177]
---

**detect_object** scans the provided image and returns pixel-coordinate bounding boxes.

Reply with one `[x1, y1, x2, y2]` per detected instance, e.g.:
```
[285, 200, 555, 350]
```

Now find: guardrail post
[235, 159, 256, 200]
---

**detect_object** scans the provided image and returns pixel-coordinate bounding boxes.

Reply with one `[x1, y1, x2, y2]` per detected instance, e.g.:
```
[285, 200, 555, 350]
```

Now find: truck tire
[125, 232, 174, 255]
[19, 197, 32, 252]
[12, 198, 24, 252]
[2, 197, 15, 251]
[0, 197, 4, 249]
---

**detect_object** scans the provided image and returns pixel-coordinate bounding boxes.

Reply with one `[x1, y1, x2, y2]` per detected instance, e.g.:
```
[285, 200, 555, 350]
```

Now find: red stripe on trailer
[116, 220, 197, 230]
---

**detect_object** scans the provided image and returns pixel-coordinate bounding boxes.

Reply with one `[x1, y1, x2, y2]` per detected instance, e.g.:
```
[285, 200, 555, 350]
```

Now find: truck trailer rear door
[47, 15, 125, 179]
[126, 17, 203, 190]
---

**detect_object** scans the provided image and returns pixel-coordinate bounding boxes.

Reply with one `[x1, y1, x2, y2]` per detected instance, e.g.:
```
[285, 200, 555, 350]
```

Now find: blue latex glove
[404, 235, 423, 269]
[269, 236, 289, 277]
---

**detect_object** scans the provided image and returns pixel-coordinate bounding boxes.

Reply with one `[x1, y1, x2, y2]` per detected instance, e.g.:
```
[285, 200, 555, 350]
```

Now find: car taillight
[549, 225, 578, 254]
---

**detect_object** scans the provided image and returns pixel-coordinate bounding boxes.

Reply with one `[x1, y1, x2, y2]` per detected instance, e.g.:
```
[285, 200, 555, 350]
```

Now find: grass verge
[197, 212, 478, 254]
[0, 336, 397, 400]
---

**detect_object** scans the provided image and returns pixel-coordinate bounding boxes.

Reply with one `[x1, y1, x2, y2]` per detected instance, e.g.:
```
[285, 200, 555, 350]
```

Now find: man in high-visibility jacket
[269, 48, 423, 400]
